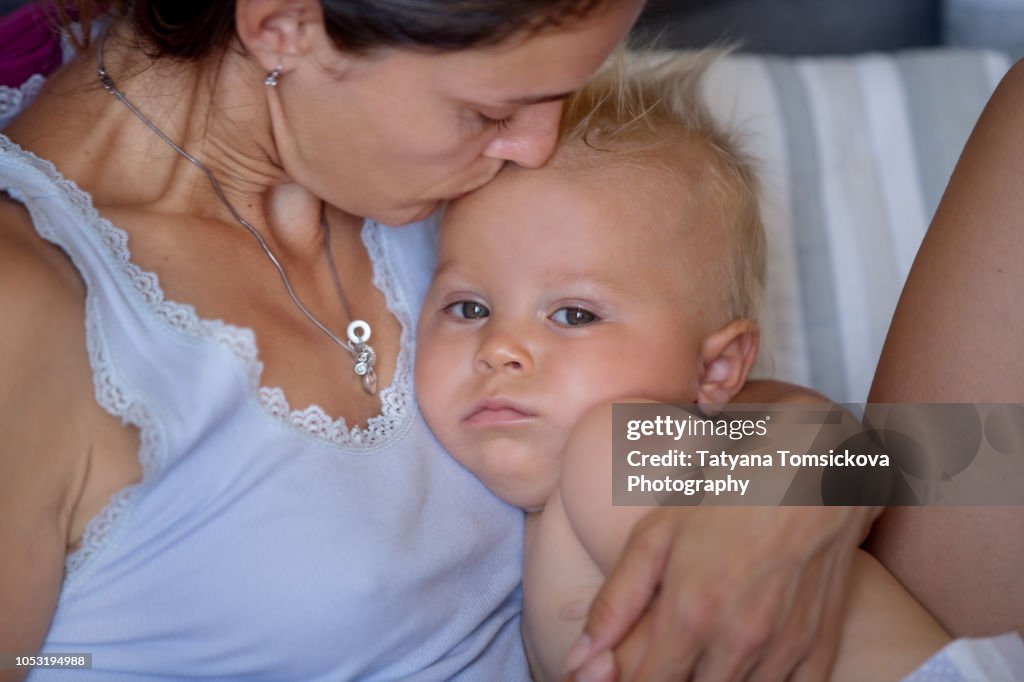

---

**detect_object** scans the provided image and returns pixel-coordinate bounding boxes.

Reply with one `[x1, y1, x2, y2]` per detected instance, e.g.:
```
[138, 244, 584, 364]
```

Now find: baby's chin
[451, 435, 562, 511]
[473, 461, 559, 512]
[489, 476, 557, 512]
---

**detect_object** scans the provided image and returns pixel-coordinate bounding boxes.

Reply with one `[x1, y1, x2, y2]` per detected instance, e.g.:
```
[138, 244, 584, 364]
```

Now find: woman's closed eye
[445, 300, 491, 320]
[479, 113, 513, 131]
[550, 306, 600, 327]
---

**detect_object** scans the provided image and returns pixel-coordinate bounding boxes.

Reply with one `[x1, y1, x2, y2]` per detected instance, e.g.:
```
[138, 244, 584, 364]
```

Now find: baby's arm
[557, 401, 951, 681]
[520, 403, 652, 682]
[557, 401, 654, 576]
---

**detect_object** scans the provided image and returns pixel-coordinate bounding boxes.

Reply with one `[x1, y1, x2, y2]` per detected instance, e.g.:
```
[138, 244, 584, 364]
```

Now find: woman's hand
[565, 379, 880, 682]
[566, 505, 879, 681]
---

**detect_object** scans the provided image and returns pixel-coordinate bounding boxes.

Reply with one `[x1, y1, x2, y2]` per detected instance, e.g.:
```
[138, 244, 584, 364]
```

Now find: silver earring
[264, 61, 283, 87]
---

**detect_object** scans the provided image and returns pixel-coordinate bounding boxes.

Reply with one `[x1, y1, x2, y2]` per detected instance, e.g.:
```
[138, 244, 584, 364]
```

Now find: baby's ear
[696, 319, 759, 414]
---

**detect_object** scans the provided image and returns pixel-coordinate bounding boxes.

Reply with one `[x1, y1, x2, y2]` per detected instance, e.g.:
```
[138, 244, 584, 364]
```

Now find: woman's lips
[446, 166, 504, 201]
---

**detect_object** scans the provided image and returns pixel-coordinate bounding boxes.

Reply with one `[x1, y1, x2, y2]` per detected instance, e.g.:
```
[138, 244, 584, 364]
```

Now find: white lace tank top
[0, 135, 528, 681]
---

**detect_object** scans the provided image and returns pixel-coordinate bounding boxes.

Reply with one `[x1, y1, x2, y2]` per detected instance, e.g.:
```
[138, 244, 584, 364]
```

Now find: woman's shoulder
[0, 193, 95, 450]
[0, 191, 85, 325]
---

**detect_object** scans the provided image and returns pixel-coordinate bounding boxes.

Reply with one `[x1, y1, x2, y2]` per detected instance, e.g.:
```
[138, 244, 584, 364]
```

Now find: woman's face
[275, 1, 645, 226]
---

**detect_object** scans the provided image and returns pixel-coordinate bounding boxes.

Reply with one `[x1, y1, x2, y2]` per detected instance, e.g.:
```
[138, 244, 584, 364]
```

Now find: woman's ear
[236, 0, 322, 73]
[696, 319, 759, 414]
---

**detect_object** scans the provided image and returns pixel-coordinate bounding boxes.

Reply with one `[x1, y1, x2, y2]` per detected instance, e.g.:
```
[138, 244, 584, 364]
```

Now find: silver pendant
[347, 320, 377, 395]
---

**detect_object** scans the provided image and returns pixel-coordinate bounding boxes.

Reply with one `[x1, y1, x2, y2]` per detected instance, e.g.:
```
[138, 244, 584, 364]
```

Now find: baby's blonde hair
[558, 50, 766, 324]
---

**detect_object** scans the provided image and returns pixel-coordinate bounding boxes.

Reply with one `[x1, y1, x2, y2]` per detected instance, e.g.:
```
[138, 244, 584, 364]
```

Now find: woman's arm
[871, 58, 1024, 404]
[0, 200, 94, 681]
[867, 59, 1024, 637]
[568, 380, 879, 682]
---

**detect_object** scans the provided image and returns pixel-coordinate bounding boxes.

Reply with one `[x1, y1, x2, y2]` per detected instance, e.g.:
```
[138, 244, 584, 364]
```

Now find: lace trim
[6, 174, 163, 589]
[0, 74, 45, 131]
[63, 297, 161, 590]
[0, 135, 413, 452]
[257, 222, 415, 449]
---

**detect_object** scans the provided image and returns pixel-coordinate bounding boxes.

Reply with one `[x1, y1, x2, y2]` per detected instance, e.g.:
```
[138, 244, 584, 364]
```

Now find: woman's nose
[474, 331, 534, 375]
[483, 101, 562, 169]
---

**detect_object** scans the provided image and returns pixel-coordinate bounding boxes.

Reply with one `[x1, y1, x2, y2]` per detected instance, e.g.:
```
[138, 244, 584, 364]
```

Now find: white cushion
[703, 49, 1012, 401]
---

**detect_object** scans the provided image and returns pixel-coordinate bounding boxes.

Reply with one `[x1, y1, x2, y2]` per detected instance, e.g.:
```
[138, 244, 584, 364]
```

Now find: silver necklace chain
[96, 31, 378, 395]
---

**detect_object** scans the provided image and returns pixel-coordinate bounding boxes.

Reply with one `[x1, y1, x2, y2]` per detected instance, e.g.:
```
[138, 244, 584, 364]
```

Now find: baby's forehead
[443, 156, 722, 275]
[441, 163, 721, 284]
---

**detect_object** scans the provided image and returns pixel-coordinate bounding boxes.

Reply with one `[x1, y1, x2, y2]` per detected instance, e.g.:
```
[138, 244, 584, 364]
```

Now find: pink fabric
[0, 3, 64, 87]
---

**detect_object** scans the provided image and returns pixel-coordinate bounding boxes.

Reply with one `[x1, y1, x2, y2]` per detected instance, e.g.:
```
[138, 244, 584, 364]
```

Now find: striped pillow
[702, 49, 1013, 402]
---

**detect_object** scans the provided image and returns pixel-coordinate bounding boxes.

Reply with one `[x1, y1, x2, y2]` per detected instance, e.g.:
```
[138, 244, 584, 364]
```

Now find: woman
[0, 1, 875, 680]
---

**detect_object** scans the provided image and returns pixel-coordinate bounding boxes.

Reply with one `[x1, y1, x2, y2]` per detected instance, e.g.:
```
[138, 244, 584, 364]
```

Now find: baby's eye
[445, 300, 490, 320]
[550, 306, 599, 327]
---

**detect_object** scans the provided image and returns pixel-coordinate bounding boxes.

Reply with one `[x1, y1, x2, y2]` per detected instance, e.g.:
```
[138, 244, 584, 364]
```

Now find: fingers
[572, 514, 674, 665]
[572, 507, 860, 682]
[788, 550, 848, 682]
[789, 625, 840, 682]
[614, 608, 654, 680]
[749, 546, 845, 682]
[629, 567, 722, 682]
[572, 650, 617, 682]
[573, 611, 653, 682]
[693, 587, 782, 682]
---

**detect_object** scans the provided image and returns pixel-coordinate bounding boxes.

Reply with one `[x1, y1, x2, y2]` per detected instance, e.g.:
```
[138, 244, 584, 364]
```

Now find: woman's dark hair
[64, 0, 606, 59]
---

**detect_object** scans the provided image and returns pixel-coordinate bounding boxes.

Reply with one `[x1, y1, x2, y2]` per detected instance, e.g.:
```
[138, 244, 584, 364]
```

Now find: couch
[704, 49, 1012, 403]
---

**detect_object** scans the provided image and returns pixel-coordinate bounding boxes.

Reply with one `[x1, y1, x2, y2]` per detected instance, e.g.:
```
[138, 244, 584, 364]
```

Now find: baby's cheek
[414, 331, 451, 422]
[556, 349, 639, 412]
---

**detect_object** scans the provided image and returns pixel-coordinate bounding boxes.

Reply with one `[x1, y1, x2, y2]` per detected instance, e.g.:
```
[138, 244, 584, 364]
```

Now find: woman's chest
[53, 415, 525, 679]
[102, 205, 405, 426]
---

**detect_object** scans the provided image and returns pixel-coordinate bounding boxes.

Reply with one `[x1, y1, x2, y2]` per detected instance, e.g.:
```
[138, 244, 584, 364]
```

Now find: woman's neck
[7, 21, 341, 258]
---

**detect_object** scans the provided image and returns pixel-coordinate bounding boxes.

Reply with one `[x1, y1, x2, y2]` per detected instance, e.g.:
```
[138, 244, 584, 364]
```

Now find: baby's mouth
[463, 398, 537, 426]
